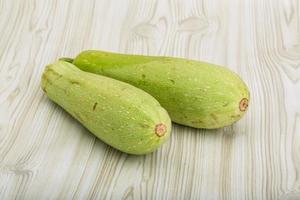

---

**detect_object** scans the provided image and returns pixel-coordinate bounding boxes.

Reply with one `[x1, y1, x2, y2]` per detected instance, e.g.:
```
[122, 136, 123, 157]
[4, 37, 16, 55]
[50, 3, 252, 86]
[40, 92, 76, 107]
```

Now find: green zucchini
[62, 50, 250, 129]
[41, 61, 171, 154]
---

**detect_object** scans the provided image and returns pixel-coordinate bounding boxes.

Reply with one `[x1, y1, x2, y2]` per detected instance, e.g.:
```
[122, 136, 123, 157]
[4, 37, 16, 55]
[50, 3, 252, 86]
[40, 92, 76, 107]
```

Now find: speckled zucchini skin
[65, 50, 250, 129]
[41, 61, 171, 154]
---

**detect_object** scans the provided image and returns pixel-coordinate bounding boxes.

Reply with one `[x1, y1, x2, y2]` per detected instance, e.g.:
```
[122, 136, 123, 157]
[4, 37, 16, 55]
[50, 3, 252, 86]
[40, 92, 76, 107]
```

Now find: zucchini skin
[70, 50, 250, 129]
[41, 61, 171, 154]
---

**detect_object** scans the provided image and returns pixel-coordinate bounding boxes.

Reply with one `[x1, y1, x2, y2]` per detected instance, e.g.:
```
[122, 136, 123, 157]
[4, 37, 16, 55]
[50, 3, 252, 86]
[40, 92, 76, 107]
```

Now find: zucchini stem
[59, 57, 74, 63]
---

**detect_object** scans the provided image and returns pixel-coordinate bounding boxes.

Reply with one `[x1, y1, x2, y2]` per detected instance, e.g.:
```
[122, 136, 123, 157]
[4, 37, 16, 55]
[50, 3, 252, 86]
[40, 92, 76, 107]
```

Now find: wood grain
[0, 0, 299, 199]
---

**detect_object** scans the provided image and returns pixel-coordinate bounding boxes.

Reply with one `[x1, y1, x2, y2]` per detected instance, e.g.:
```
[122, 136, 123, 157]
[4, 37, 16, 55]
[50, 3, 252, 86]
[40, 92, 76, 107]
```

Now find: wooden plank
[0, 0, 299, 199]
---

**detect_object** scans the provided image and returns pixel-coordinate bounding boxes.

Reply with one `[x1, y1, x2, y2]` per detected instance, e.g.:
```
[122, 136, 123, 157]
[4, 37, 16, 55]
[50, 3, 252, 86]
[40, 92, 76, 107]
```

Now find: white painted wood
[0, 0, 299, 199]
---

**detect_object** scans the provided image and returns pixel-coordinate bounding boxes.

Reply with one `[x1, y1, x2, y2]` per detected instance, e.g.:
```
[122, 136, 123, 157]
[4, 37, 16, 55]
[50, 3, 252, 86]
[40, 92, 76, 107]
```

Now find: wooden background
[0, 0, 299, 199]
